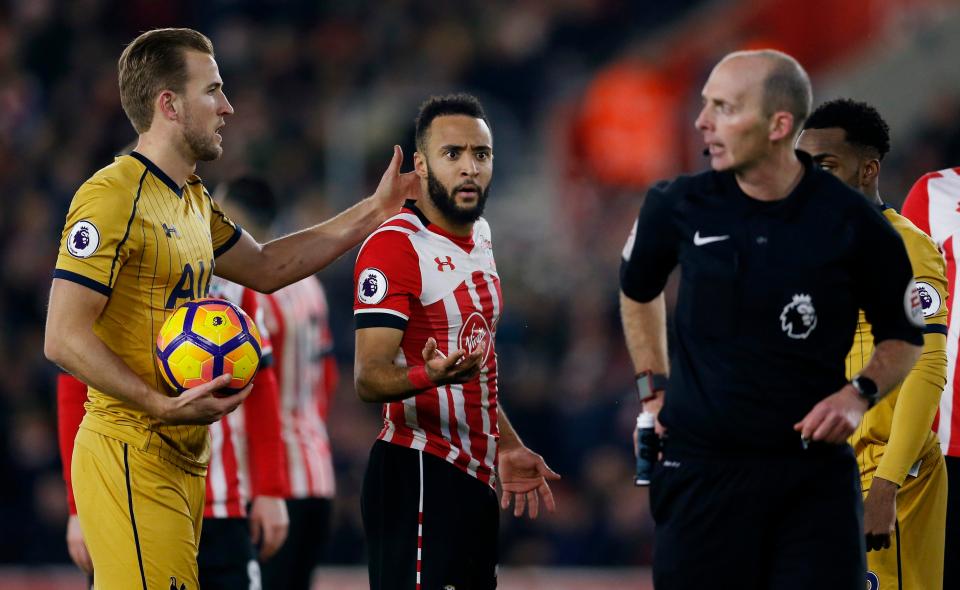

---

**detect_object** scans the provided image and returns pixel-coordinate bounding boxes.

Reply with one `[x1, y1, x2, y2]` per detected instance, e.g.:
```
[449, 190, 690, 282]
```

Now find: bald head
[721, 50, 812, 137]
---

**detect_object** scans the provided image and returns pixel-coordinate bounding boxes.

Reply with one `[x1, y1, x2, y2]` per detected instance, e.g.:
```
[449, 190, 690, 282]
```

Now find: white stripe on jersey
[208, 421, 229, 518]
[481, 273, 501, 470]
[942, 243, 959, 450]
[927, 168, 960, 241]
[227, 409, 250, 510]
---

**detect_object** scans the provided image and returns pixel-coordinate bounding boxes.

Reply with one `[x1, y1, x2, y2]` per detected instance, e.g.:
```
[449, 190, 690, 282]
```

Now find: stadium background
[2, 0, 959, 587]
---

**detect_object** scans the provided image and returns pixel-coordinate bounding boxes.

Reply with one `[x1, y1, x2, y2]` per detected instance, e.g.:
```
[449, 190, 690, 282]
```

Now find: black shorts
[260, 497, 332, 590]
[361, 440, 499, 590]
[197, 517, 260, 590]
[650, 444, 865, 590]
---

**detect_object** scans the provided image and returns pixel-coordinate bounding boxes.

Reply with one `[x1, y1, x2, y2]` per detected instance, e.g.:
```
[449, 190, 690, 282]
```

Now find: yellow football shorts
[72, 428, 205, 590]
[861, 446, 947, 590]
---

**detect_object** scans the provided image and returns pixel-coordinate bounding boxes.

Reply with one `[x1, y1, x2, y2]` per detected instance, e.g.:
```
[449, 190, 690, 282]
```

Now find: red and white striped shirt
[260, 278, 338, 499]
[205, 278, 287, 518]
[354, 203, 501, 487]
[903, 166, 960, 456]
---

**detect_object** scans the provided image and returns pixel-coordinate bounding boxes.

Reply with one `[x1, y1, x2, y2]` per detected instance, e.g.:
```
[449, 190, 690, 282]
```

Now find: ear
[157, 90, 180, 122]
[768, 111, 796, 143]
[861, 159, 880, 185]
[413, 151, 429, 180]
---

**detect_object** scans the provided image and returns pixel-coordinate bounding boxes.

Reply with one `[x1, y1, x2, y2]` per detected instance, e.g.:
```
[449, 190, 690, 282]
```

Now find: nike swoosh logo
[693, 231, 730, 246]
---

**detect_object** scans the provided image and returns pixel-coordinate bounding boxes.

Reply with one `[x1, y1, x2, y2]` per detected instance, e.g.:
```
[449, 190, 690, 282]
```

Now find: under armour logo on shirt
[435, 256, 456, 271]
[162, 223, 180, 238]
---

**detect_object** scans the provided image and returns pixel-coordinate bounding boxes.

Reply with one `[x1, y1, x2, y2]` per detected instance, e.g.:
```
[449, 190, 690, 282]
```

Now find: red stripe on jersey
[265, 278, 337, 499]
[361, 210, 502, 486]
[206, 418, 243, 518]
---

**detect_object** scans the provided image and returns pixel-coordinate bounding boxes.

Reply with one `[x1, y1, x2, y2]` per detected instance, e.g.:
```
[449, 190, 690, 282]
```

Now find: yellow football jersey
[847, 206, 948, 486]
[54, 152, 241, 474]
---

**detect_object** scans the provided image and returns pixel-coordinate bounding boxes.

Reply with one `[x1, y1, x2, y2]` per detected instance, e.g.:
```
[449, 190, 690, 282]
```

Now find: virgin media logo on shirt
[459, 312, 492, 365]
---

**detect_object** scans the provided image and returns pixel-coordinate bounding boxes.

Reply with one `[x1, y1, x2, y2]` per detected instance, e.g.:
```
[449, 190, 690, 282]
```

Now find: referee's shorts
[650, 442, 865, 590]
[361, 440, 499, 590]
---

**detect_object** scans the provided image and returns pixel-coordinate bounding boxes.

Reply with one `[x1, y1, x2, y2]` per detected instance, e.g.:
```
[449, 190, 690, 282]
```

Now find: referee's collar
[129, 151, 184, 198]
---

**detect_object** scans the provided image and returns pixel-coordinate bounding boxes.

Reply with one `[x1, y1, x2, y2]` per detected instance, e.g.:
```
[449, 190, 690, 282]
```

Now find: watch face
[854, 376, 878, 398]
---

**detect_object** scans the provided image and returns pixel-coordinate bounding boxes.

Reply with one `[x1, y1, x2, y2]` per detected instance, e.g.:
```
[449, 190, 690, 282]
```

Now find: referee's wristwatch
[850, 375, 880, 408]
[635, 370, 668, 402]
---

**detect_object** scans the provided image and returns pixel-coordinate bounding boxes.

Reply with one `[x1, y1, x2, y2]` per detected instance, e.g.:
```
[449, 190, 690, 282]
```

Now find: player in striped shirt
[200, 276, 289, 590]
[354, 94, 560, 590]
[902, 163, 960, 589]
[215, 176, 340, 590]
[798, 99, 948, 590]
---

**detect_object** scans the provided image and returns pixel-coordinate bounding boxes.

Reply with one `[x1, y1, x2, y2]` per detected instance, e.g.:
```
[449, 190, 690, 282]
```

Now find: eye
[444, 149, 459, 159]
[476, 151, 490, 160]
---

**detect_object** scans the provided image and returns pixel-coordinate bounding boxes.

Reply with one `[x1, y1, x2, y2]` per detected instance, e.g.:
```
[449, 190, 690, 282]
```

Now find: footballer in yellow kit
[799, 100, 948, 590]
[57, 150, 241, 588]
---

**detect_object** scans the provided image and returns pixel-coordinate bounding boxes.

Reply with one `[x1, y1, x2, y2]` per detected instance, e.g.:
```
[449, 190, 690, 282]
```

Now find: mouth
[215, 122, 225, 140]
[455, 185, 480, 199]
[704, 142, 724, 156]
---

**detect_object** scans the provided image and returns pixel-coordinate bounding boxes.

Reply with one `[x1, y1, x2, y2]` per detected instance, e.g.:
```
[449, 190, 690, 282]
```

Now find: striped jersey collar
[129, 151, 183, 198]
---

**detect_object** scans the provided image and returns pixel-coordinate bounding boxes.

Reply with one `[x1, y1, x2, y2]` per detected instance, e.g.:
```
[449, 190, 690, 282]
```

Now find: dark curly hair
[803, 98, 891, 160]
[415, 93, 489, 152]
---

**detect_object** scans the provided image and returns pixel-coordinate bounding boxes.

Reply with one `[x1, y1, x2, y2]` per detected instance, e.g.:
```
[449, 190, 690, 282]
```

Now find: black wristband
[636, 371, 668, 402]
[851, 375, 880, 408]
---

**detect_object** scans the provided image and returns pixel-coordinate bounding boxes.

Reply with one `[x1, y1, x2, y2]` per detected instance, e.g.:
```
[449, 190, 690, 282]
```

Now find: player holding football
[353, 94, 560, 590]
[44, 28, 416, 589]
[797, 99, 948, 590]
[215, 176, 340, 590]
[902, 164, 960, 588]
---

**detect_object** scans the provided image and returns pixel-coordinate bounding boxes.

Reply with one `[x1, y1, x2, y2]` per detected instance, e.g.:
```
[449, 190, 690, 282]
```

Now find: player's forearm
[875, 333, 946, 485]
[354, 360, 425, 403]
[497, 407, 524, 451]
[255, 197, 389, 293]
[620, 292, 669, 376]
[45, 328, 167, 420]
[859, 339, 922, 400]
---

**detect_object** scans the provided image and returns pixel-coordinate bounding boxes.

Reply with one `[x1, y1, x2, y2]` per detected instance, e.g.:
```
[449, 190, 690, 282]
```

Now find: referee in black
[620, 50, 924, 589]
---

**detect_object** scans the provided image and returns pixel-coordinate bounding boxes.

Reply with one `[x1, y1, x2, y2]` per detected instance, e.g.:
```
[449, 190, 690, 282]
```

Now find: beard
[426, 167, 490, 225]
[182, 107, 222, 162]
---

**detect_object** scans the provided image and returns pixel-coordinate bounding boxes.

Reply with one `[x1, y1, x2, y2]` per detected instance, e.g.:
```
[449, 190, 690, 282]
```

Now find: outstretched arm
[216, 146, 420, 293]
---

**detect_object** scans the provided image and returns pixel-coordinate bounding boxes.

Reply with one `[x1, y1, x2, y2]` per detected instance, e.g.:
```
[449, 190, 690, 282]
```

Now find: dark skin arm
[354, 327, 484, 403]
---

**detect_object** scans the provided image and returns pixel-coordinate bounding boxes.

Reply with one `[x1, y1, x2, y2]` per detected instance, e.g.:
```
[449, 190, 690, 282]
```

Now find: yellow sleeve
[874, 233, 948, 485]
[53, 178, 141, 295]
[206, 190, 241, 257]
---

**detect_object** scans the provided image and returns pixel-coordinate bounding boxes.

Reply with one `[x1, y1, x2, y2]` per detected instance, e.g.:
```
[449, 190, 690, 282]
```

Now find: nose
[694, 104, 710, 132]
[220, 93, 235, 117]
[460, 154, 479, 178]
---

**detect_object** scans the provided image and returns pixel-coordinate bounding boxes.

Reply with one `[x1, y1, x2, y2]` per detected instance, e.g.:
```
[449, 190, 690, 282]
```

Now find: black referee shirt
[621, 151, 924, 455]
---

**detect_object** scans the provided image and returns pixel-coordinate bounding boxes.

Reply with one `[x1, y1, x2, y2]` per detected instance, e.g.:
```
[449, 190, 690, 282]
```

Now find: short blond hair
[118, 28, 214, 133]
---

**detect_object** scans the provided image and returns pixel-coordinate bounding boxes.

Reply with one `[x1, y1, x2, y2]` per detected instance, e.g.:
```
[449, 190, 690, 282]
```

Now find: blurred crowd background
[2, 0, 960, 577]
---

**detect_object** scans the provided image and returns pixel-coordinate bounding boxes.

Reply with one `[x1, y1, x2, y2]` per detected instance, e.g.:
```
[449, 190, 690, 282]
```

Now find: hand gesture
[155, 374, 253, 425]
[498, 446, 561, 519]
[372, 146, 420, 215]
[793, 385, 868, 444]
[66, 514, 93, 575]
[249, 496, 290, 560]
[863, 477, 898, 551]
[421, 337, 484, 385]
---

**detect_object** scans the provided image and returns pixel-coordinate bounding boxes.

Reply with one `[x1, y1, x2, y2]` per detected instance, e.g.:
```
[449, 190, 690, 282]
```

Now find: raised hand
[372, 146, 421, 215]
[421, 337, 484, 385]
